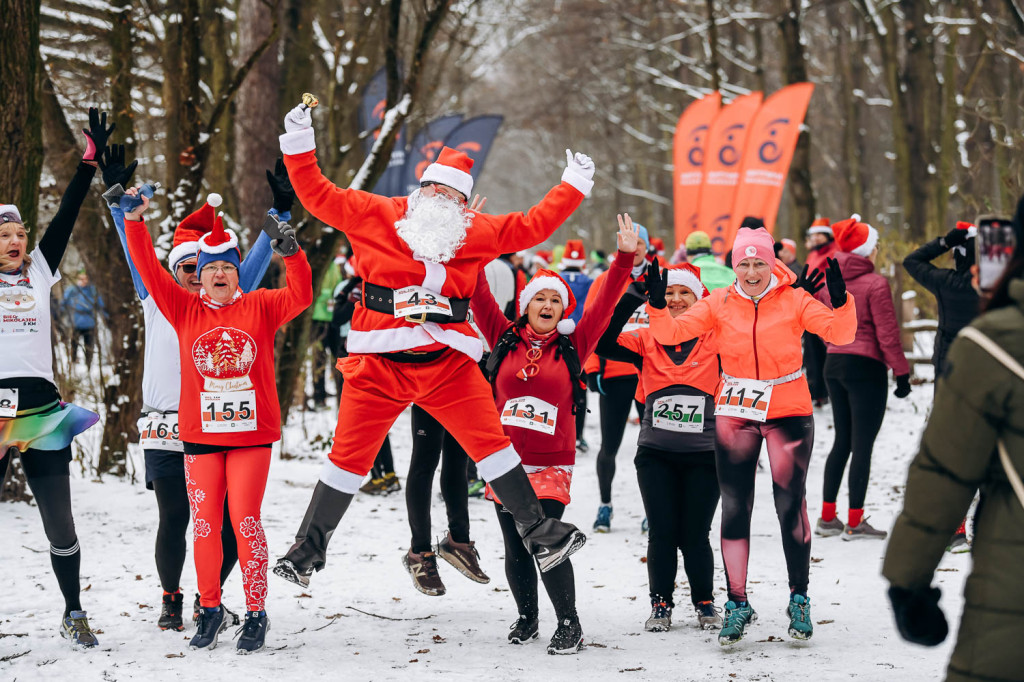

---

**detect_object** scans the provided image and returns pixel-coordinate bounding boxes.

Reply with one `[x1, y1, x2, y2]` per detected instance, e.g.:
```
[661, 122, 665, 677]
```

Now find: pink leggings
[184, 448, 271, 611]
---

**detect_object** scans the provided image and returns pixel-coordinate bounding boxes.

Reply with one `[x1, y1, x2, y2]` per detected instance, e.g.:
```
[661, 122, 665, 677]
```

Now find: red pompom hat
[419, 146, 474, 199]
[168, 193, 222, 269]
[518, 268, 578, 334]
[832, 214, 879, 257]
[807, 217, 832, 236]
[560, 238, 586, 269]
[196, 202, 240, 272]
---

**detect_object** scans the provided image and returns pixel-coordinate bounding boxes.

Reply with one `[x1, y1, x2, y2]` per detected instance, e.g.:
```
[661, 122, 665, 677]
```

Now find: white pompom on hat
[168, 193, 223, 269]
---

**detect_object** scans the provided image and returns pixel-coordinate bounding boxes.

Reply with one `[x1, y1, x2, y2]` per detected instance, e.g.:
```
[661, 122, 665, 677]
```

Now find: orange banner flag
[673, 92, 721, 249]
[726, 82, 815, 245]
[696, 92, 764, 255]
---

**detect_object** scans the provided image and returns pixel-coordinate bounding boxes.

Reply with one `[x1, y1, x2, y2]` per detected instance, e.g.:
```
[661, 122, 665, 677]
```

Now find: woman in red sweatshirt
[122, 188, 312, 654]
[470, 215, 637, 655]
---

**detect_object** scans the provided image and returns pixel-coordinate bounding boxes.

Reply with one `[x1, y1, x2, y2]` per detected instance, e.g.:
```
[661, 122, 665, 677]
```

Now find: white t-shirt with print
[0, 247, 61, 383]
[141, 296, 183, 412]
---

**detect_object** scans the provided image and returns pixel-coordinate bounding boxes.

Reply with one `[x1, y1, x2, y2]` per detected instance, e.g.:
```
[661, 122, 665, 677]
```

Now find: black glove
[266, 223, 300, 257]
[266, 158, 295, 215]
[792, 264, 825, 296]
[894, 374, 911, 398]
[82, 107, 115, 160]
[824, 257, 847, 307]
[942, 227, 969, 249]
[98, 144, 138, 190]
[888, 586, 948, 646]
[645, 259, 667, 310]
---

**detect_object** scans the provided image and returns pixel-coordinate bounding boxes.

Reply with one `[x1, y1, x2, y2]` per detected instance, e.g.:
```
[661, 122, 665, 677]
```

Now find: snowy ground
[1, 382, 968, 681]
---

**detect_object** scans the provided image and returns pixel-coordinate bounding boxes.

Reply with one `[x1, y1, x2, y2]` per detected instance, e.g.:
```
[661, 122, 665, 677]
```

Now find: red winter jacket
[805, 239, 838, 276]
[817, 251, 910, 375]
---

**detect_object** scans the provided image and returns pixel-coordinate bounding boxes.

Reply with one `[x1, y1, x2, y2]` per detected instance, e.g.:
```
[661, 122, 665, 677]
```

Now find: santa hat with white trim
[807, 217, 832, 236]
[832, 214, 879, 258]
[518, 268, 578, 334]
[168, 193, 223, 269]
[196, 203, 240, 272]
[664, 262, 709, 300]
[560, 239, 586, 269]
[419, 146, 474, 200]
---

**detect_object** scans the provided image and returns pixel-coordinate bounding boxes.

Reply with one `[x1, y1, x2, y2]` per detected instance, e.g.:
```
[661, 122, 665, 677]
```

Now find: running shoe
[948, 531, 971, 554]
[272, 557, 313, 588]
[786, 594, 813, 640]
[467, 478, 486, 498]
[435, 532, 490, 583]
[576, 437, 589, 454]
[547, 616, 584, 655]
[842, 518, 888, 540]
[193, 593, 240, 625]
[718, 601, 756, 646]
[190, 606, 227, 650]
[593, 504, 613, 533]
[645, 598, 672, 632]
[235, 610, 270, 654]
[508, 613, 539, 644]
[695, 600, 723, 630]
[60, 610, 98, 648]
[402, 549, 446, 596]
[159, 591, 184, 631]
[535, 528, 586, 573]
[359, 477, 389, 495]
[815, 517, 845, 537]
[382, 472, 401, 493]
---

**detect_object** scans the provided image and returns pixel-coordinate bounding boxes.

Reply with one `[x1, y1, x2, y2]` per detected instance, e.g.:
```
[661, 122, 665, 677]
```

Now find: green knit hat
[685, 230, 712, 252]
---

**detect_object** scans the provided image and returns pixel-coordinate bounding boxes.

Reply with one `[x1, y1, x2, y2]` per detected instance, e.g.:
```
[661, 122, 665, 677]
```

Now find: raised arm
[574, 215, 637, 359]
[110, 204, 149, 299]
[471, 268, 513, 350]
[124, 214, 192, 325]
[240, 231, 273, 292]
[265, 249, 313, 325]
[595, 287, 646, 366]
[799, 257, 857, 345]
[903, 237, 954, 294]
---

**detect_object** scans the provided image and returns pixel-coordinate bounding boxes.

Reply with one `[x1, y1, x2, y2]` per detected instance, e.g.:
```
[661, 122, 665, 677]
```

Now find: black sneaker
[235, 610, 270, 654]
[547, 616, 584, 655]
[645, 598, 672, 632]
[190, 606, 227, 650]
[193, 593, 240, 626]
[508, 613, 540, 644]
[273, 557, 313, 588]
[159, 592, 184, 631]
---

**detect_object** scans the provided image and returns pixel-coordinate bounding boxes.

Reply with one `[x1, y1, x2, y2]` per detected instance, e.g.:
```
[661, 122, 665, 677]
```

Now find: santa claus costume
[274, 101, 595, 594]
[125, 197, 312, 653]
[470, 216, 637, 653]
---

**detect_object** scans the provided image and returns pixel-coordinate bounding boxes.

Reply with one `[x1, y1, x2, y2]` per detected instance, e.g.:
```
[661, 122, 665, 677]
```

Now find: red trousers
[184, 448, 271, 611]
[331, 352, 511, 476]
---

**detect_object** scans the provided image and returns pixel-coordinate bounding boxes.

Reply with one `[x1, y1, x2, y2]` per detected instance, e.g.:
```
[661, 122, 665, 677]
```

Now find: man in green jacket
[685, 230, 736, 291]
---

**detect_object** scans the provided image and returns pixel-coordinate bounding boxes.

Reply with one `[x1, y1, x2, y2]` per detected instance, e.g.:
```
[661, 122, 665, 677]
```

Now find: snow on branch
[860, 0, 889, 37]
[350, 94, 412, 191]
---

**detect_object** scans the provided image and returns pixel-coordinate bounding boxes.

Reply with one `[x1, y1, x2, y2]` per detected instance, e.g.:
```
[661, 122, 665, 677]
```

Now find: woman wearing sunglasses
[121, 182, 311, 654]
[102, 147, 279, 633]
[469, 214, 637, 654]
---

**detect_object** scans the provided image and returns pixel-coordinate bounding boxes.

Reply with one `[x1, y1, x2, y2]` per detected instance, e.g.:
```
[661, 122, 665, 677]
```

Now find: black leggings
[495, 499, 576, 621]
[406, 405, 470, 554]
[635, 447, 719, 607]
[715, 415, 814, 602]
[596, 374, 644, 504]
[151, 474, 238, 594]
[822, 355, 888, 510]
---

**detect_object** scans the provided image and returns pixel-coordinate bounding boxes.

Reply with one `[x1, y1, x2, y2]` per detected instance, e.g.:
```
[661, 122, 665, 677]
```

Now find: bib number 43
[200, 390, 257, 433]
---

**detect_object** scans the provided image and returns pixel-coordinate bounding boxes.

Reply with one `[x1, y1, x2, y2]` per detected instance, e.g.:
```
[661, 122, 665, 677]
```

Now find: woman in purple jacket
[814, 217, 911, 540]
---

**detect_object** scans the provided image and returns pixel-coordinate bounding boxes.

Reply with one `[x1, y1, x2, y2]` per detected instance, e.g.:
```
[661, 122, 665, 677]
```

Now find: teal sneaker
[787, 594, 813, 640]
[718, 601, 756, 646]
[593, 505, 613, 533]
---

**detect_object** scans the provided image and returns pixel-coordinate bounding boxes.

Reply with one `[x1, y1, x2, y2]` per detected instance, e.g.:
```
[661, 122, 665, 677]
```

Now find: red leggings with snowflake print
[184, 448, 271, 611]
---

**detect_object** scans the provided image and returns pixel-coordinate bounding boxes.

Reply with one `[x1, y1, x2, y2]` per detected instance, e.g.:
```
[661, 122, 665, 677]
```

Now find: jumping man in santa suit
[274, 101, 596, 587]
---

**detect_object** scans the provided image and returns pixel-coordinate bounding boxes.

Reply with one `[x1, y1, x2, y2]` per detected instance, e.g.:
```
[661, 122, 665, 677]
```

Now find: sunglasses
[177, 263, 198, 274]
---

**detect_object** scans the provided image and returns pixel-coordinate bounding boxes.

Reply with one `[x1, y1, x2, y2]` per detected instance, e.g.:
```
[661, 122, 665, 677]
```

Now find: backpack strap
[957, 326, 1024, 510]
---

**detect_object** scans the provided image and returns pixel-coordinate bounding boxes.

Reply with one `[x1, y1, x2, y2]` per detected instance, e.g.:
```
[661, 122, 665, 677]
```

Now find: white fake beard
[395, 189, 472, 264]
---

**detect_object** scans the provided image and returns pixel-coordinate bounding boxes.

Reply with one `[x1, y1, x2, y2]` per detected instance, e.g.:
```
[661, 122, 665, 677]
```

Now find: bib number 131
[200, 390, 257, 433]
[500, 397, 558, 436]
[714, 377, 772, 422]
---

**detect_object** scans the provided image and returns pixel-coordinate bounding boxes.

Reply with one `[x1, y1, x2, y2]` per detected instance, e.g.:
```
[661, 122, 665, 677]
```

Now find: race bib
[500, 396, 558, 436]
[652, 395, 705, 433]
[137, 413, 183, 452]
[714, 377, 773, 422]
[622, 304, 649, 333]
[393, 286, 452, 319]
[200, 390, 257, 433]
[0, 388, 18, 418]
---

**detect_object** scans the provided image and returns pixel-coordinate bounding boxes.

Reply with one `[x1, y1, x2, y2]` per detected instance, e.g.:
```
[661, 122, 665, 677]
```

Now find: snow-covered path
[1, 386, 967, 681]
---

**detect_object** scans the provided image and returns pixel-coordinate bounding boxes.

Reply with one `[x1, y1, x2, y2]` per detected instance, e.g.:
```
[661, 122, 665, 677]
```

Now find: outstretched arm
[109, 203, 149, 299]
[240, 231, 273, 292]
[595, 288, 646, 366]
[574, 214, 638, 359]
[124, 215, 191, 325]
[471, 268, 513, 349]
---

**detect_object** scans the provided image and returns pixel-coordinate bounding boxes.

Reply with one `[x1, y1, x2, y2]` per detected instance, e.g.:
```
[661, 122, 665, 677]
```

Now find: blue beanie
[634, 223, 650, 246]
[196, 227, 241, 272]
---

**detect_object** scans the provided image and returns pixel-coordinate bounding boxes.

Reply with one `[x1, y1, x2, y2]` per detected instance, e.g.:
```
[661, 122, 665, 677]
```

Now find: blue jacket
[561, 269, 593, 324]
[63, 284, 104, 330]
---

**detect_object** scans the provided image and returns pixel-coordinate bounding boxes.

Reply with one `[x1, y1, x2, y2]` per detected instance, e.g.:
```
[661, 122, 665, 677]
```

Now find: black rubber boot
[274, 482, 353, 587]
[487, 466, 586, 572]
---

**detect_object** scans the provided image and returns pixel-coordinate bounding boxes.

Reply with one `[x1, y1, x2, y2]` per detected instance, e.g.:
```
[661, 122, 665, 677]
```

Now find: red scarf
[199, 287, 243, 310]
[516, 325, 557, 381]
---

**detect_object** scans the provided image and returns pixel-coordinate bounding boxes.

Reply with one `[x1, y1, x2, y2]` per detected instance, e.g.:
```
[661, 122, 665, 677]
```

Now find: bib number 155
[200, 390, 257, 433]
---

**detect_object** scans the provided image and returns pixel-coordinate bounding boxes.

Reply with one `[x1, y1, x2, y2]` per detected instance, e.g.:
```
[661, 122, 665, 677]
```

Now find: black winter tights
[494, 499, 576, 622]
[596, 375, 644, 504]
[407, 405, 470, 553]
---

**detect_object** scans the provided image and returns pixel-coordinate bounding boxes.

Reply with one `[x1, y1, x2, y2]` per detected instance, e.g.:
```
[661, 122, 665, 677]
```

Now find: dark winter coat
[903, 237, 979, 374]
[883, 278, 1024, 682]
[819, 251, 909, 376]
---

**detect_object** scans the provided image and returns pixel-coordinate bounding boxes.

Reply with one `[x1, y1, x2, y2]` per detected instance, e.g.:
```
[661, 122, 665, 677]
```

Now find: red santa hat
[807, 217, 832, 236]
[419, 146, 474, 200]
[780, 238, 798, 256]
[196, 205, 240, 271]
[518, 268, 578, 334]
[168, 193, 222, 269]
[650, 237, 666, 255]
[664, 263, 709, 300]
[956, 220, 978, 239]
[560, 239, 586, 269]
[532, 250, 552, 269]
[832, 214, 879, 257]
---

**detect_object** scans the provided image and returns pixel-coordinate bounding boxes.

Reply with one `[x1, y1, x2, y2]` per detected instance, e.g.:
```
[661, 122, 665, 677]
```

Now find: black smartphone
[976, 214, 1015, 292]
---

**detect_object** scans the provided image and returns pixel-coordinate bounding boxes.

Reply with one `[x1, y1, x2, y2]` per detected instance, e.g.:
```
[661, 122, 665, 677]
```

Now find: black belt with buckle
[380, 348, 450, 363]
[362, 282, 471, 324]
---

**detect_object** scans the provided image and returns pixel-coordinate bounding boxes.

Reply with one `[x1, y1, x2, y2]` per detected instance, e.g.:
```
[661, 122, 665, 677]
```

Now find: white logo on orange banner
[137, 413, 183, 451]
[714, 376, 773, 422]
[0, 388, 18, 418]
[652, 395, 705, 433]
[200, 390, 257, 433]
[393, 286, 452, 318]
[622, 303, 649, 333]
[500, 396, 558, 436]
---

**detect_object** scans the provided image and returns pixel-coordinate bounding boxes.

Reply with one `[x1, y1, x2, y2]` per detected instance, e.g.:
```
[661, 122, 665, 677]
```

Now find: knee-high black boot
[487, 466, 586, 572]
[274, 482, 353, 586]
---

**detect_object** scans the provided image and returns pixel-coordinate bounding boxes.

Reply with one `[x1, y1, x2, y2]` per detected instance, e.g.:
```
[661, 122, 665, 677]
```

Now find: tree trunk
[704, 0, 721, 91]
[777, 0, 816, 238]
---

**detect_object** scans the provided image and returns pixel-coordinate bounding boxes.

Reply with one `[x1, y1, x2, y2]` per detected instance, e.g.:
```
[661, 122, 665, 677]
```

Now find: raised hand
[943, 226, 970, 249]
[98, 144, 139, 189]
[82, 108, 115, 161]
[564, 149, 595, 181]
[284, 103, 312, 133]
[616, 213, 639, 254]
[121, 185, 150, 221]
[792, 264, 825, 296]
[469, 194, 488, 213]
[645, 258, 667, 309]
[266, 223, 300, 257]
[824, 257, 848, 307]
[266, 158, 295, 214]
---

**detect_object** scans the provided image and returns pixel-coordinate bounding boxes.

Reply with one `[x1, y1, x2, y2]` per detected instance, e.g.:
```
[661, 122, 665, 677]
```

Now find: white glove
[564, 149, 595, 181]
[284, 104, 312, 133]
